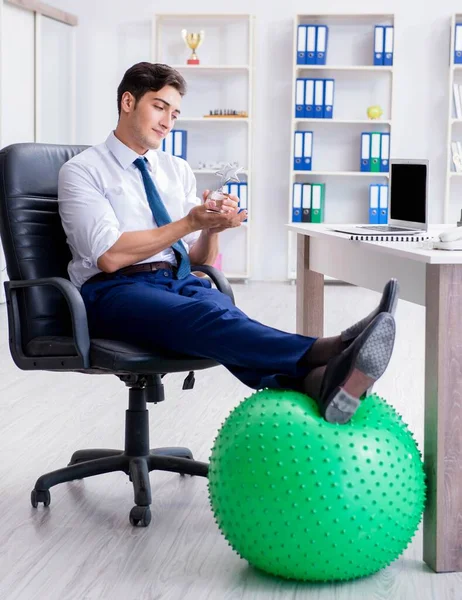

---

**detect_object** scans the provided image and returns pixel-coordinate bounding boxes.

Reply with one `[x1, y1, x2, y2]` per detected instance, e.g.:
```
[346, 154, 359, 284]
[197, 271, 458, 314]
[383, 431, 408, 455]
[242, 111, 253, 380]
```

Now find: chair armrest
[4, 277, 90, 370]
[190, 264, 235, 305]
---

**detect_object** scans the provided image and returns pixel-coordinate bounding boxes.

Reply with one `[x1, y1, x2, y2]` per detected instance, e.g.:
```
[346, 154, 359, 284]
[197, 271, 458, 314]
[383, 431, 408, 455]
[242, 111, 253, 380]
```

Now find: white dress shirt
[58, 131, 201, 289]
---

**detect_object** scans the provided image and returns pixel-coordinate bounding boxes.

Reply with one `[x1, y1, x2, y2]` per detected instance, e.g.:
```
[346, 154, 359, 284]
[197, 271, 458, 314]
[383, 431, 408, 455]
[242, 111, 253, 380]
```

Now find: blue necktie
[133, 157, 191, 279]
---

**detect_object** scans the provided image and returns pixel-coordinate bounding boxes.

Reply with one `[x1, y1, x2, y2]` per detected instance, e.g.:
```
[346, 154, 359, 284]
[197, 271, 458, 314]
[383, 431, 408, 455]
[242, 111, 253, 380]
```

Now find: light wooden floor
[0, 282, 461, 600]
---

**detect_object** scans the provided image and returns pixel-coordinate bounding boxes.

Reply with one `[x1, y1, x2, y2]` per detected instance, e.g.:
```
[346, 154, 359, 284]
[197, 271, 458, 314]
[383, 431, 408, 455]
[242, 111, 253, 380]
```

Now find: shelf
[169, 65, 250, 71]
[296, 65, 393, 72]
[449, 171, 462, 177]
[155, 13, 251, 20]
[297, 13, 394, 22]
[294, 118, 392, 125]
[178, 117, 249, 122]
[292, 170, 390, 177]
[193, 169, 249, 175]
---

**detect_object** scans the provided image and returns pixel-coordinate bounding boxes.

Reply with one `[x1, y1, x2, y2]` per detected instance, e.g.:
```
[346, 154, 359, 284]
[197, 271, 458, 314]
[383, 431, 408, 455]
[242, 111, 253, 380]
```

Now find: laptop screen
[390, 163, 427, 224]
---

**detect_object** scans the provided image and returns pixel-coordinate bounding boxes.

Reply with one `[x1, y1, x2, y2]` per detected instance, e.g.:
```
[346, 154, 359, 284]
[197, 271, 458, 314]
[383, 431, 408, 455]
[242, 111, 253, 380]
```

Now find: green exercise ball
[208, 389, 426, 582]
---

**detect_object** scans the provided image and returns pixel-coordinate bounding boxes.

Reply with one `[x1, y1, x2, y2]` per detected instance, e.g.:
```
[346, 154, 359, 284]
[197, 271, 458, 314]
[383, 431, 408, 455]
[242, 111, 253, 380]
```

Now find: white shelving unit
[287, 13, 394, 280]
[152, 13, 255, 281]
[444, 14, 462, 223]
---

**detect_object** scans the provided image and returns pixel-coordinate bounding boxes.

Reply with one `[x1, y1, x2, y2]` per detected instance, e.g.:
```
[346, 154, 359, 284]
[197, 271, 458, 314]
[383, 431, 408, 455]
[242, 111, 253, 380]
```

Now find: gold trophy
[181, 29, 205, 65]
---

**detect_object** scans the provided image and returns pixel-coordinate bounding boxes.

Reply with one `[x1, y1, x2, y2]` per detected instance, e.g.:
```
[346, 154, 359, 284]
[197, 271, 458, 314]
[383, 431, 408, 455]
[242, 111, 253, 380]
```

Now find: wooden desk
[288, 223, 462, 573]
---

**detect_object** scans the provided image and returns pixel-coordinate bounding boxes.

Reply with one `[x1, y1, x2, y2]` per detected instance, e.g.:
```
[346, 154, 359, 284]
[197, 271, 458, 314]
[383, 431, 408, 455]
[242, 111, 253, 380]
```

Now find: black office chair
[0, 143, 235, 527]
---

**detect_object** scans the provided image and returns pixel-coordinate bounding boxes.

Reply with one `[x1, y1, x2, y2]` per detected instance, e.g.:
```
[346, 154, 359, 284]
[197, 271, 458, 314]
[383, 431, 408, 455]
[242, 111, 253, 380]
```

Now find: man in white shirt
[58, 62, 398, 424]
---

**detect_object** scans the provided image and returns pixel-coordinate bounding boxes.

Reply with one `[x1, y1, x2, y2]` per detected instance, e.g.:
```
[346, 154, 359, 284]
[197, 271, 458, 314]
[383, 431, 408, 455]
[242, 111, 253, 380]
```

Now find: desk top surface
[287, 223, 462, 265]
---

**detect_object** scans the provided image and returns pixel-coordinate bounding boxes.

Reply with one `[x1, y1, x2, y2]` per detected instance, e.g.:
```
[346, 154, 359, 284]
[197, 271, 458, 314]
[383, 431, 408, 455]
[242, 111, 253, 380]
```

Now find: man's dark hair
[117, 62, 187, 116]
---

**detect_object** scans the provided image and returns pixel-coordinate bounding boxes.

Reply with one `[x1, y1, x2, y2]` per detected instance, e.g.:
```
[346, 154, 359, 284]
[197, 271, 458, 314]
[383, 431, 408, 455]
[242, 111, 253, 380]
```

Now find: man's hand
[201, 189, 246, 234]
[202, 189, 239, 214]
[186, 190, 247, 234]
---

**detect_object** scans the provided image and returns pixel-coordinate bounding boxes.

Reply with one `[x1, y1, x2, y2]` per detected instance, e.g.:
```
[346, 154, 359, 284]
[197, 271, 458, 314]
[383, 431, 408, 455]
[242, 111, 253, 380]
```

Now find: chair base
[30, 378, 209, 527]
[31, 447, 209, 527]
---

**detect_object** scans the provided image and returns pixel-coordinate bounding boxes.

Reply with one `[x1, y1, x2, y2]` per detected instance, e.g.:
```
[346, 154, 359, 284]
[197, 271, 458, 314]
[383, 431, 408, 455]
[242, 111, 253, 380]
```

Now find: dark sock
[302, 365, 326, 402]
[301, 336, 347, 369]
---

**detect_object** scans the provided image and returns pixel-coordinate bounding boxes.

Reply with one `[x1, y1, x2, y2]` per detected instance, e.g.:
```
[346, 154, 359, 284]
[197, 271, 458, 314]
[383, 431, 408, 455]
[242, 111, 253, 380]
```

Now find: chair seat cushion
[26, 336, 219, 373]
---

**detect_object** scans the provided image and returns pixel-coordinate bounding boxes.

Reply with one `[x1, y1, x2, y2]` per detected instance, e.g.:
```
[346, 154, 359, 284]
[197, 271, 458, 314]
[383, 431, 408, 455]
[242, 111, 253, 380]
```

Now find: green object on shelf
[370, 132, 381, 172]
[311, 183, 325, 222]
[208, 389, 426, 582]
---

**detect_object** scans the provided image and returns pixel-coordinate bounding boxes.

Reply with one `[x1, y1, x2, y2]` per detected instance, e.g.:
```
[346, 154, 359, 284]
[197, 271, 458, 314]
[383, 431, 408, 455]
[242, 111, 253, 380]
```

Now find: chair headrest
[0, 142, 88, 198]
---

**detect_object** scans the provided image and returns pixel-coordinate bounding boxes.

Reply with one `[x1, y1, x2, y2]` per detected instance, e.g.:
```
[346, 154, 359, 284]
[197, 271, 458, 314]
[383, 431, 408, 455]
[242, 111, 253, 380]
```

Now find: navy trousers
[80, 270, 317, 391]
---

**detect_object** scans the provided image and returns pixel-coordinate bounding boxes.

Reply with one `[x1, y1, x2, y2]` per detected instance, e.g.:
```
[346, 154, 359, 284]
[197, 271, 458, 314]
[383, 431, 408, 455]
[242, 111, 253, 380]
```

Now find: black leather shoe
[340, 279, 399, 344]
[319, 312, 396, 424]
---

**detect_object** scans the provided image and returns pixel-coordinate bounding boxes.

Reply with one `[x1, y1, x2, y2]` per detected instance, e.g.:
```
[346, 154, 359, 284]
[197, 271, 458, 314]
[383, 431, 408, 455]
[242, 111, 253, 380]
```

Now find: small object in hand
[205, 163, 243, 212]
[214, 163, 243, 185]
[206, 195, 225, 213]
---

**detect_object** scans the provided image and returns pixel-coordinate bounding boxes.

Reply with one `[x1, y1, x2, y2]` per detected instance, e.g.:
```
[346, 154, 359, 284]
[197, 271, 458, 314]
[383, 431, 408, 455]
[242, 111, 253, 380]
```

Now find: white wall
[0, 2, 36, 303]
[38, 15, 76, 143]
[1, 2, 35, 146]
[48, 0, 458, 280]
[0, 3, 76, 303]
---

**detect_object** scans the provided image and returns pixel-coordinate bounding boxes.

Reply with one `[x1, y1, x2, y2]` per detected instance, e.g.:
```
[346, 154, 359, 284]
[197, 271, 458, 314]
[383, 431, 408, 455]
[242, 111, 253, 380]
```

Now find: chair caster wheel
[31, 489, 51, 508]
[129, 505, 151, 527]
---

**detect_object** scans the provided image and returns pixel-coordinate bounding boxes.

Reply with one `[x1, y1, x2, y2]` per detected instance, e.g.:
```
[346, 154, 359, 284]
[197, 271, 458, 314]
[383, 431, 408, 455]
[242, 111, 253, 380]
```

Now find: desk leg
[296, 235, 324, 338]
[424, 264, 462, 572]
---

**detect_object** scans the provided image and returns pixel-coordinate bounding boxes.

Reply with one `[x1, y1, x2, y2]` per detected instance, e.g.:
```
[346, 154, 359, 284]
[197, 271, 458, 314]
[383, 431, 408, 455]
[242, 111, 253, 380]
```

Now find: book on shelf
[369, 183, 389, 224]
[455, 23, 462, 64]
[296, 24, 328, 65]
[293, 131, 313, 171]
[222, 182, 248, 220]
[162, 130, 187, 160]
[374, 25, 394, 66]
[360, 132, 390, 173]
[294, 78, 335, 119]
[292, 182, 325, 223]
